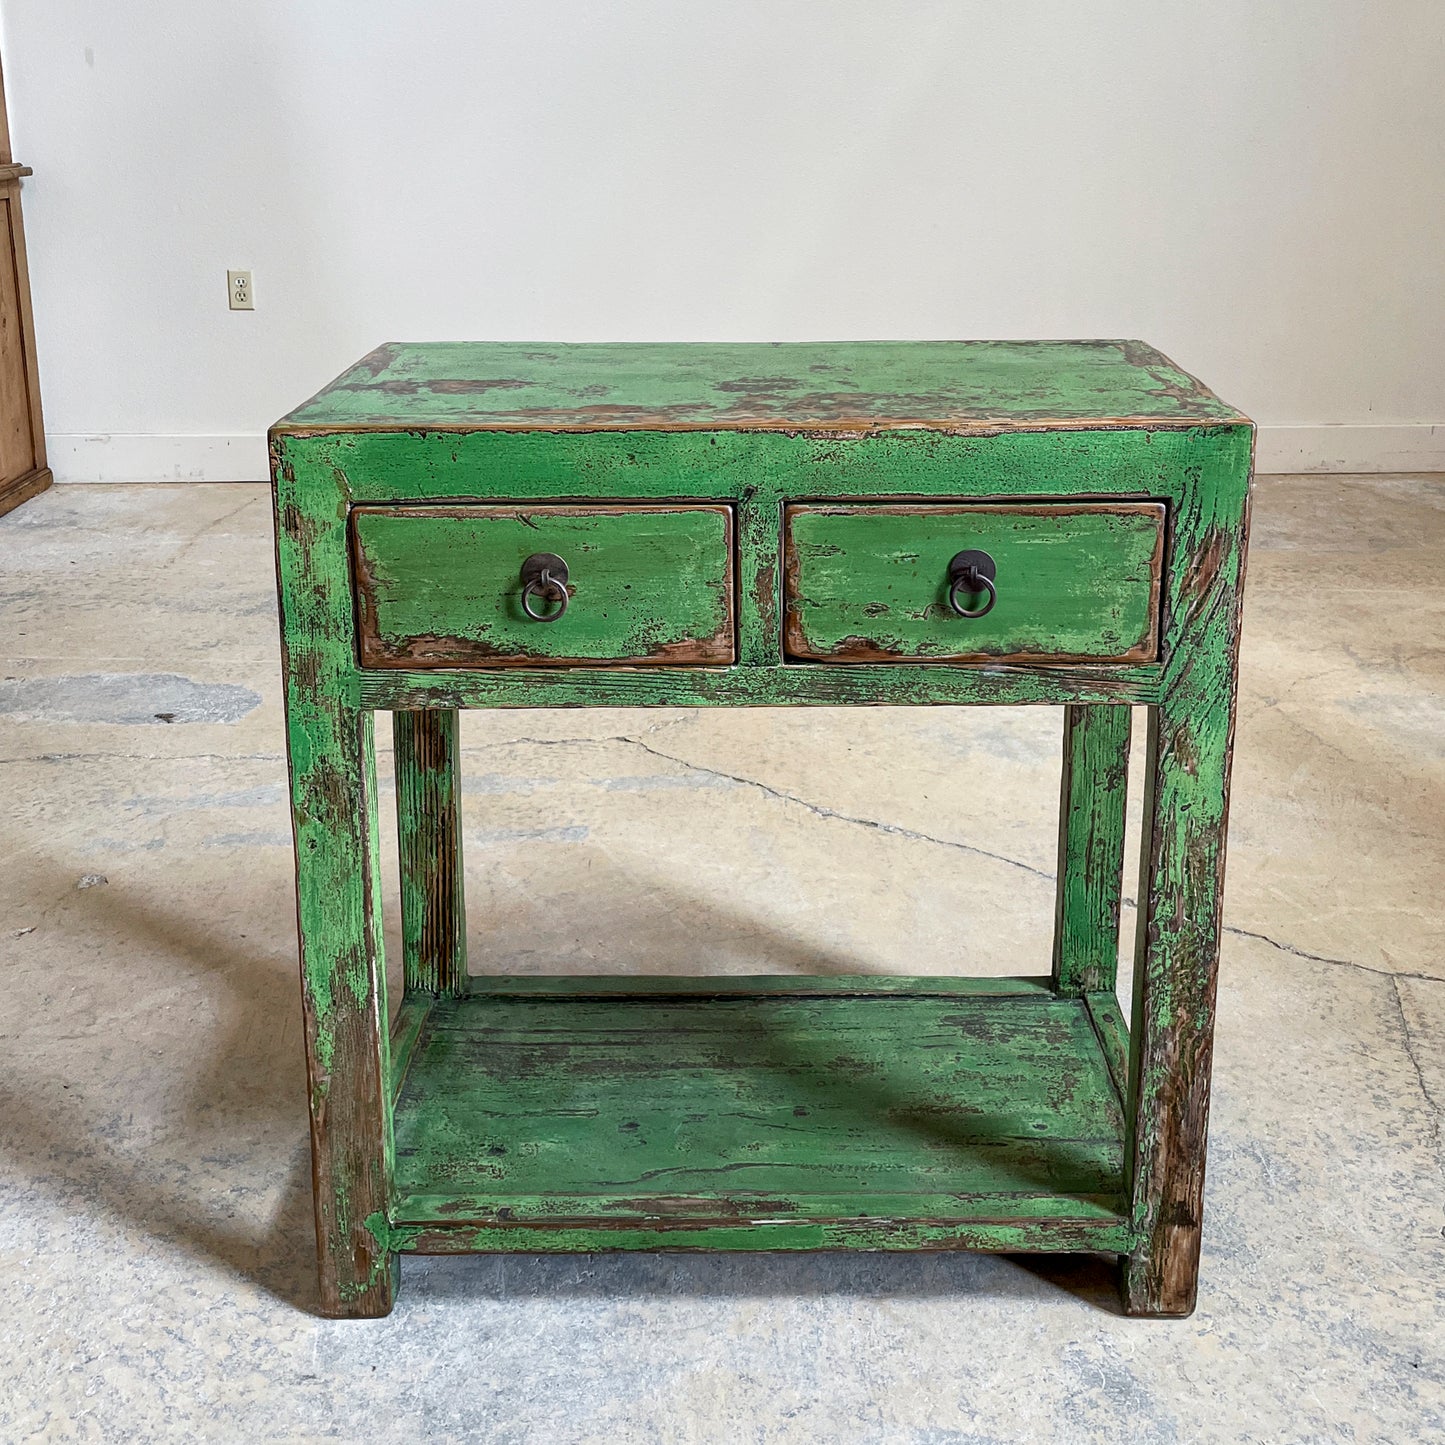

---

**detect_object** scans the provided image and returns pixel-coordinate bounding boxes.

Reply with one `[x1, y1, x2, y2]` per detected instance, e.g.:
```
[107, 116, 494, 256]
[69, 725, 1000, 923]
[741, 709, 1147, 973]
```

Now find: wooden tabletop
[274, 339, 1247, 435]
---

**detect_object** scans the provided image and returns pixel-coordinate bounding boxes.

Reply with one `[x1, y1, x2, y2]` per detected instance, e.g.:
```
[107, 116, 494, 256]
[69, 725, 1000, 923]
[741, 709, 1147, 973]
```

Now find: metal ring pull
[520, 552, 570, 623]
[947, 549, 998, 619]
[521, 572, 568, 622]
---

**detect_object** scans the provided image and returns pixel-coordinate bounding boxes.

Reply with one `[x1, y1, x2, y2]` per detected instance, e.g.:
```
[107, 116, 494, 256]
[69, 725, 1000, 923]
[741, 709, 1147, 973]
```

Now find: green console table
[270, 340, 1252, 1319]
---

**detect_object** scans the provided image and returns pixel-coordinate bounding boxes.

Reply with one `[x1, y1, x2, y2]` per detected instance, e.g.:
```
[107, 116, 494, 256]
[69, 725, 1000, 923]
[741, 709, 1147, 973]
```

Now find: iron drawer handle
[520, 552, 570, 622]
[947, 549, 998, 619]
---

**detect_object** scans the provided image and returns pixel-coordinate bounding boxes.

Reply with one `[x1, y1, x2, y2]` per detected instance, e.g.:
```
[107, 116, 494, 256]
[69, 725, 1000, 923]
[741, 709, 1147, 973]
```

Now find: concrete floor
[0, 476, 1441, 1443]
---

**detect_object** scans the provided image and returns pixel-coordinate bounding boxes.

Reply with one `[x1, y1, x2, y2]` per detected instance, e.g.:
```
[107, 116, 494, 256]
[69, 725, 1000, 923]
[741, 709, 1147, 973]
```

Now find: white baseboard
[1253, 423, 1444, 474]
[48, 434, 270, 483]
[45, 424, 1445, 482]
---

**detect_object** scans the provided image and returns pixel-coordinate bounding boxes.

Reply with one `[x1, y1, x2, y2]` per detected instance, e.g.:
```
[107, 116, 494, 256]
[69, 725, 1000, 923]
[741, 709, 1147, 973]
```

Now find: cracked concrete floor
[1, 477, 1442, 1443]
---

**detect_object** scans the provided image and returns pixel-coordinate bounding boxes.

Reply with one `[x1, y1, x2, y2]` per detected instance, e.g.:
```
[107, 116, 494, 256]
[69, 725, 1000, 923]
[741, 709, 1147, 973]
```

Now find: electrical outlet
[228, 270, 254, 310]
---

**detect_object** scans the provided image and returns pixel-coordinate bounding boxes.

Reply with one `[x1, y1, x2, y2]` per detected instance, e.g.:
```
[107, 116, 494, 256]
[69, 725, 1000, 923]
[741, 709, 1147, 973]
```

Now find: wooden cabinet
[272, 340, 1252, 1320]
[0, 61, 48, 518]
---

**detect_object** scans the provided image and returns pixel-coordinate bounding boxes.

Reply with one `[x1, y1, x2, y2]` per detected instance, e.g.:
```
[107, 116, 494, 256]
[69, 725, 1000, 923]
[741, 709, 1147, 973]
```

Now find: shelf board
[390, 978, 1133, 1254]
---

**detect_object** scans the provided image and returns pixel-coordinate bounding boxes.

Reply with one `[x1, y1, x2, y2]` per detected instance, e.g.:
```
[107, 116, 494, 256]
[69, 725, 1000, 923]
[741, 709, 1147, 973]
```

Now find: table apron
[353, 664, 1165, 711]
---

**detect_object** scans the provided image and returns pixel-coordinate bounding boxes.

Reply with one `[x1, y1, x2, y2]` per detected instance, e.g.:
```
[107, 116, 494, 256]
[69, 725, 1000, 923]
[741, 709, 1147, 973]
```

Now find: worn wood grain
[1122, 433, 1252, 1318]
[274, 442, 397, 1318]
[783, 503, 1164, 663]
[464, 974, 1059, 998]
[356, 661, 1162, 711]
[352, 504, 735, 668]
[301, 419, 1246, 507]
[393, 710, 466, 995]
[1053, 705, 1133, 996]
[388, 993, 433, 1104]
[276, 340, 1245, 435]
[1084, 990, 1131, 1106]
[395, 1213, 1134, 1256]
[388, 988, 1128, 1249]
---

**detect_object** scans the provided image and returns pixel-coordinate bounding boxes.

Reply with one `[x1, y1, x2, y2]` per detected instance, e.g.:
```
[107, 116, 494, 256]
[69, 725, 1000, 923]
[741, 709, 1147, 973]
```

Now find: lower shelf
[388, 976, 1134, 1254]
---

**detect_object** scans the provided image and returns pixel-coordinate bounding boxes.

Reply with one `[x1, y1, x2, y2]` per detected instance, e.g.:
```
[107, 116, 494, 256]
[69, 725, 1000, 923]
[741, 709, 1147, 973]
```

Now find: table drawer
[351, 504, 735, 668]
[783, 501, 1166, 664]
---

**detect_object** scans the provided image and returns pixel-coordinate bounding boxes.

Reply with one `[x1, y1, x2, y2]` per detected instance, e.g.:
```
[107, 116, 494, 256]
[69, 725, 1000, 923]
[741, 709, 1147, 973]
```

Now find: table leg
[1051, 704, 1132, 998]
[1121, 688, 1237, 1317]
[394, 709, 467, 996]
[285, 699, 396, 1318]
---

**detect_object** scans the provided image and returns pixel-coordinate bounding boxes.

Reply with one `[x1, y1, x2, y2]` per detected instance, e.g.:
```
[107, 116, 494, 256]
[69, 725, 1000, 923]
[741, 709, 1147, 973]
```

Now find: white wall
[4, 0, 1443, 480]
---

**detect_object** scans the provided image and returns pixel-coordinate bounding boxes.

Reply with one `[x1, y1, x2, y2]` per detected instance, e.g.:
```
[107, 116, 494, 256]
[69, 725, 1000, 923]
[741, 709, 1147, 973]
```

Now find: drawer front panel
[352, 504, 734, 668]
[784, 502, 1165, 664]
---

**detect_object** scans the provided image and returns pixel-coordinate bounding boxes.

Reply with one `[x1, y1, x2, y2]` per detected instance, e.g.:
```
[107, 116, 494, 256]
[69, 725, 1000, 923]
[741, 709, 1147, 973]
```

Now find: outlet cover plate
[228, 270, 254, 310]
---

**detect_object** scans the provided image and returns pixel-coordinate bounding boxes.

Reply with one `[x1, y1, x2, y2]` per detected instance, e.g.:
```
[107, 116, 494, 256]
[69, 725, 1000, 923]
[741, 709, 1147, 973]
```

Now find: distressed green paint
[271, 341, 1252, 1318]
[785, 504, 1163, 662]
[358, 662, 1160, 711]
[1084, 990, 1131, 1106]
[273, 443, 397, 1317]
[1123, 423, 1252, 1318]
[393, 710, 467, 993]
[276, 339, 1241, 433]
[461, 973, 1059, 997]
[389, 987, 1129, 1245]
[282, 421, 1244, 712]
[354, 505, 733, 666]
[387, 994, 433, 1103]
[1053, 705, 1133, 995]
[294, 416, 1246, 502]
[379, 1217, 1134, 1256]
